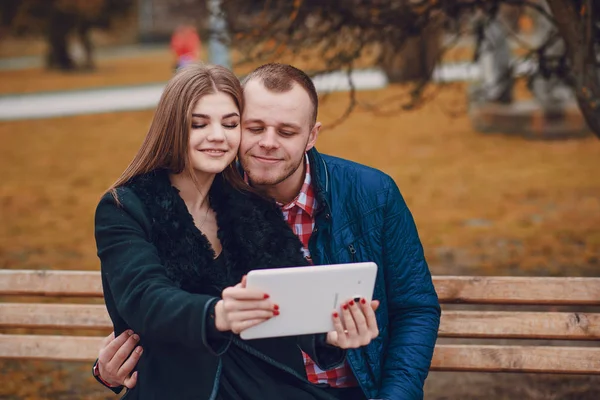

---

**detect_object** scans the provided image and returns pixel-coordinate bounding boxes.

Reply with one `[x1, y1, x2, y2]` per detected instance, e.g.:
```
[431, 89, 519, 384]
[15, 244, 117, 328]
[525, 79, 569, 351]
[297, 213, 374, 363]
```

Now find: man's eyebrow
[192, 113, 240, 118]
[280, 122, 301, 130]
[243, 118, 265, 124]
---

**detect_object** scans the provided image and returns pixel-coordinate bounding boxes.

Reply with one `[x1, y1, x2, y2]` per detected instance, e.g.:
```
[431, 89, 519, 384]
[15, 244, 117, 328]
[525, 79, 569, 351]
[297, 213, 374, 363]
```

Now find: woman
[95, 64, 375, 400]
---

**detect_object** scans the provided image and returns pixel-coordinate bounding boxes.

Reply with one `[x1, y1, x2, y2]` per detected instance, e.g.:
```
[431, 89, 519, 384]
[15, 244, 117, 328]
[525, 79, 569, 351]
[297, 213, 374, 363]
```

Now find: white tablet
[240, 262, 378, 340]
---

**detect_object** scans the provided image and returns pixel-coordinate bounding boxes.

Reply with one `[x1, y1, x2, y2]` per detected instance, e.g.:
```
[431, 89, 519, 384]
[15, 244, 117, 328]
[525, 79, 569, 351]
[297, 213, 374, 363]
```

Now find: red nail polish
[349, 300, 355, 306]
[333, 312, 339, 318]
[343, 304, 348, 310]
[273, 310, 280, 316]
[361, 298, 366, 305]
[273, 304, 279, 311]
[263, 294, 270, 299]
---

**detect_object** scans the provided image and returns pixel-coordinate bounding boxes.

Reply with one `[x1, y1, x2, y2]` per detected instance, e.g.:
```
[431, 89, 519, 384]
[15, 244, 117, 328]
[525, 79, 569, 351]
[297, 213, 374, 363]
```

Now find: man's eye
[248, 127, 263, 133]
[280, 131, 294, 136]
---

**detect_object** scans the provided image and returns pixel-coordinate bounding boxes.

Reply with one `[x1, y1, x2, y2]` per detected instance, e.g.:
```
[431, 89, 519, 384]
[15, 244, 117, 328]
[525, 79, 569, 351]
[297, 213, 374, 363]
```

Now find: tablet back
[240, 262, 378, 340]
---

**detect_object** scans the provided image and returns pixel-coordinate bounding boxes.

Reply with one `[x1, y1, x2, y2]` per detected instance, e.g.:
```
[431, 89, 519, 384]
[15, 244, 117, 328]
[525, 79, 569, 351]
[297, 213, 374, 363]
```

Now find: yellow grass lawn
[1, 83, 598, 275]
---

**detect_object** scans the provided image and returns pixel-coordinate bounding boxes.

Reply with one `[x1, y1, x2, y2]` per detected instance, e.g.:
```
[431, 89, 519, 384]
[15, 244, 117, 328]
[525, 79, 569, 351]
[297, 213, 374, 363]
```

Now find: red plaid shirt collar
[277, 154, 317, 216]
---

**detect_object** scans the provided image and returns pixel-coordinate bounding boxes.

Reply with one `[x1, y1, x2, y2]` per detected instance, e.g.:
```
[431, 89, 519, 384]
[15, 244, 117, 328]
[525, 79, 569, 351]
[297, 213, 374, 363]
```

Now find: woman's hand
[214, 276, 279, 334]
[326, 298, 380, 349]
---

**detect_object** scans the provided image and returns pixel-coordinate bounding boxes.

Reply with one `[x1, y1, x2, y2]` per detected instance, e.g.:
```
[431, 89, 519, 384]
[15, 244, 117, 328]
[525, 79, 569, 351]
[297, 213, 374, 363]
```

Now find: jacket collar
[307, 148, 332, 217]
[125, 169, 308, 295]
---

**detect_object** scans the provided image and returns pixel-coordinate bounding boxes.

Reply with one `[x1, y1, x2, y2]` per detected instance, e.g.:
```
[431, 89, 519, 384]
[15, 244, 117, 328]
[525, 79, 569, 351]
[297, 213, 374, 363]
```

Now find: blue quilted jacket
[307, 148, 441, 400]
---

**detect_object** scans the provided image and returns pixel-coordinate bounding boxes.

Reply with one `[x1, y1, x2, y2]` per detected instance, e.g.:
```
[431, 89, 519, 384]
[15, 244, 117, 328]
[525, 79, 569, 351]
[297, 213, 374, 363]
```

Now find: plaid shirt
[277, 155, 358, 388]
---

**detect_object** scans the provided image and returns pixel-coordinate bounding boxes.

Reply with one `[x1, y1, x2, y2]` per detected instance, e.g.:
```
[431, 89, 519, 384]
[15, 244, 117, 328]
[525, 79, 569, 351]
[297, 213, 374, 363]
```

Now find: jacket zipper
[348, 244, 357, 262]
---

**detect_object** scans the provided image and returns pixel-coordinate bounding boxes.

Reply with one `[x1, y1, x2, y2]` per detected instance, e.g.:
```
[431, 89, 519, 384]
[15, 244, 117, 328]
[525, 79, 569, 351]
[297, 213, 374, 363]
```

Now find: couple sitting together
[93, 62, 441, 400]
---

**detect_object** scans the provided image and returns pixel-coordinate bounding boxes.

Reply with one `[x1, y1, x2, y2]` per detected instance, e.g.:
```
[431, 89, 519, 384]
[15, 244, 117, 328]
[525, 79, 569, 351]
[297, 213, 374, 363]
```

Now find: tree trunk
[76, 21, 95, 70]
[45, 8, 76, 71]
[380, 20, 442, 83]
[546, 0, 600, 138]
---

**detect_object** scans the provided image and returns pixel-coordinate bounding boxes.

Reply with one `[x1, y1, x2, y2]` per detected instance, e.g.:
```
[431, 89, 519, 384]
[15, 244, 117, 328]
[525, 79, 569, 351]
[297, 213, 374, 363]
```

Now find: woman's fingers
[361, 298, 380, 339]
[230, 317, 272, 334]
[218, 282, 280, 334]
[348, 299, 369, 337]
[328, 298, 380, 349]
[326, 311, 347, 347]
[371, 300, 380, 312]
[341, 301, 358, 337]
[223, 286, 269, 301]
[222, 298, 276, 312]
[228, 309, 277, 322]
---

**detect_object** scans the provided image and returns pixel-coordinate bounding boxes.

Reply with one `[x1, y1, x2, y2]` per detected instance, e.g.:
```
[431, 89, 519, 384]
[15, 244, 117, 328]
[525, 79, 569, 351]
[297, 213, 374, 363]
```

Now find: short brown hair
[242, 63, 318, 125]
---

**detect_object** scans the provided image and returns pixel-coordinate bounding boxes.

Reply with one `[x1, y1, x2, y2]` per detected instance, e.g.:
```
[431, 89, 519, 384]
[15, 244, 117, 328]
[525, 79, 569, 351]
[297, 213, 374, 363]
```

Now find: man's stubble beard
[242, 151, 305, 187]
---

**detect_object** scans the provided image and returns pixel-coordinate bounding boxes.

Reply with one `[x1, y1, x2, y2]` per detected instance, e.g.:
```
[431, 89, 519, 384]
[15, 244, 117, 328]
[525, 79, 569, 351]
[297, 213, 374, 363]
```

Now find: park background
[0, 0, 598, 398]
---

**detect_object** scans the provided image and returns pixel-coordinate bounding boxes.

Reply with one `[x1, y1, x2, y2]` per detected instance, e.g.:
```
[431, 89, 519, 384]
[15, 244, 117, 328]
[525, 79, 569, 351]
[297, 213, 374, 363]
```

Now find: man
[93, 63, 440, 399]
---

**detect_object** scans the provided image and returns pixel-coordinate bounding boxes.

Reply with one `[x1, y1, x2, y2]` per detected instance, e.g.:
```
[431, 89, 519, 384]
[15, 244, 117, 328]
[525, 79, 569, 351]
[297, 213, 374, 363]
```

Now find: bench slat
[2, 271, 599, 305]
[0, 270, 103, 297]
[3, 304, 599, 341]
[439, 311, 600, 340]
[431, 344, 600, 374]
[0, 334, 103, 361]
[434, 276, 600, 305]
[0, 303, 111, 330]
[1, 334, 598, 374]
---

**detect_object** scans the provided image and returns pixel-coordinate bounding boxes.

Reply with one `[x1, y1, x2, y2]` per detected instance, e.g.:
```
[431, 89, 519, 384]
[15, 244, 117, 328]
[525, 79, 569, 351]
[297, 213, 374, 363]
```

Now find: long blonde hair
[107, 63, 249, 198]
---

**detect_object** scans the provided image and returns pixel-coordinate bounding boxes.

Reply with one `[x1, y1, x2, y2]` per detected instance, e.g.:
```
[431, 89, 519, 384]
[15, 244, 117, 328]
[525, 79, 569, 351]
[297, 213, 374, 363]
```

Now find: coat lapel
[126, 170, 309, 295]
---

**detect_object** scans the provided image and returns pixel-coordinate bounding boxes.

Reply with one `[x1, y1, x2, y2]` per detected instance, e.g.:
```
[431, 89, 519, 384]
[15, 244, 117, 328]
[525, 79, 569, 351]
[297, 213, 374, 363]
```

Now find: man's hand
[326, 298, 380, 348]
[215, 275, 277, 334]
[97, 330, 142, 388]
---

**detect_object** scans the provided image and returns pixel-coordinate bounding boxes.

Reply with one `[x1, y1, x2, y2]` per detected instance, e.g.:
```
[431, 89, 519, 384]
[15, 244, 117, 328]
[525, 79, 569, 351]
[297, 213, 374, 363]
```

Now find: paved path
[0, 60, 536, 121]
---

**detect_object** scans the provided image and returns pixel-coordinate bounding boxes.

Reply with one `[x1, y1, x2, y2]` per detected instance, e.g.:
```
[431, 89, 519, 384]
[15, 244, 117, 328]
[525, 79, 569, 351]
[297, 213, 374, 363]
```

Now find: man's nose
[258, 128, 279, 149]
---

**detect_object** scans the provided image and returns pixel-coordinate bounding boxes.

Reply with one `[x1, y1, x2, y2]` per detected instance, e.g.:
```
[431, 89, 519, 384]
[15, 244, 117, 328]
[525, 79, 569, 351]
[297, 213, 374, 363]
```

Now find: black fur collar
[125, 169, 308, 295]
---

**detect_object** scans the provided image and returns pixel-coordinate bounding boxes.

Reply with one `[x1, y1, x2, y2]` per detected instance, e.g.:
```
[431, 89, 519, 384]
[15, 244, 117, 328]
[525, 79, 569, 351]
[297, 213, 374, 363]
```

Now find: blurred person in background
[170, 23, 202, 71]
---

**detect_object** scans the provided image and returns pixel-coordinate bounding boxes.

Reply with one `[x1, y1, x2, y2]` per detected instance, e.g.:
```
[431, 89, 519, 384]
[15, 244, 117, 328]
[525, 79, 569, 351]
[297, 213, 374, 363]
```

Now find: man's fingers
[123, 371, 138, 389]
[117, 346, 143, 382]
[107, 334, 140, 369]
[99, 331, 115, 350]
[98, 330, 133, 364]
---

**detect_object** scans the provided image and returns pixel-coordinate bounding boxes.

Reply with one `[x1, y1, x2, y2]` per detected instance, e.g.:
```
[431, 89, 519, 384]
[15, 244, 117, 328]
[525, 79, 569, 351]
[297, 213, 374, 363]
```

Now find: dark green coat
[95, 170, 344, 399]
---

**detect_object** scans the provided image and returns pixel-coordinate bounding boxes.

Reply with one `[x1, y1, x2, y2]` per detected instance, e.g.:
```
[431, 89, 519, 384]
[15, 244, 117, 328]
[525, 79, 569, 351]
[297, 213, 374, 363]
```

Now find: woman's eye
[192, 124, 206, 129]
[223, 123, 239, 129]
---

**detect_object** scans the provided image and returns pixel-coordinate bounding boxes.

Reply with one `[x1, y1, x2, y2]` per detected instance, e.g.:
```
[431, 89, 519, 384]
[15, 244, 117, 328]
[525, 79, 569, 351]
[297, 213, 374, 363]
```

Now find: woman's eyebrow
[222, 113, 240, 118]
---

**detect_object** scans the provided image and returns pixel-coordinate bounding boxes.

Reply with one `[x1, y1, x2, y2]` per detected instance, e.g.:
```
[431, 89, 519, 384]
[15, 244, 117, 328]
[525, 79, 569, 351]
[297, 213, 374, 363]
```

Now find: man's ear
[305, 122, 321, 152]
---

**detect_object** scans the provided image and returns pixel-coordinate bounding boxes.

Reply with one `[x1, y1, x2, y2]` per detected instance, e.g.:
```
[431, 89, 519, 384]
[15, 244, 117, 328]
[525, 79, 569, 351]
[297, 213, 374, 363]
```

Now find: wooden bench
[1, 270, 599, 374]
